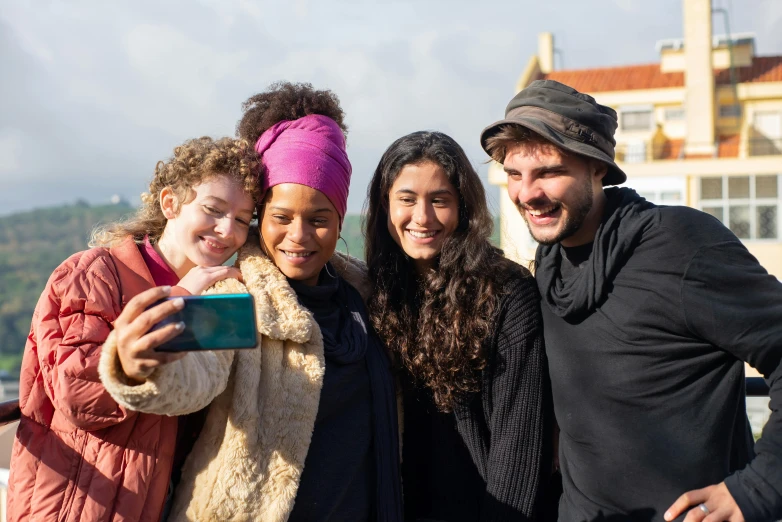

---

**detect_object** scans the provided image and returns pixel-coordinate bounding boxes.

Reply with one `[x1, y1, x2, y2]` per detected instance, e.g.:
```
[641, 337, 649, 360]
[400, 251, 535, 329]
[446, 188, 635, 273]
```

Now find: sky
[1, 0, 781, 216]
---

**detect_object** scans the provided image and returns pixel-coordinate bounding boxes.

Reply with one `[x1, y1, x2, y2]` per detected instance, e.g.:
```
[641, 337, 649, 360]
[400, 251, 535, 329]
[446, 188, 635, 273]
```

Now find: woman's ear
[159, 186, 178, 220]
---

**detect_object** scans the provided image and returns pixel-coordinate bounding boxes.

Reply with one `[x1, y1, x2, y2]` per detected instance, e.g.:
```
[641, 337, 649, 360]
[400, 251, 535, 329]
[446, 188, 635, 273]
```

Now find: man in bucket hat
[481, 80, 782, 522]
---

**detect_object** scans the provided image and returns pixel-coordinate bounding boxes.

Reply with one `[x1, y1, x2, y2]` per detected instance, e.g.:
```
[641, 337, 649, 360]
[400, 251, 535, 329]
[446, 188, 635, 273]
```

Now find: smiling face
[259, 183, 340, 286]
[386, 161, 460, 273]
[504, 143, 606, 247]
[157, 175, 255, 277]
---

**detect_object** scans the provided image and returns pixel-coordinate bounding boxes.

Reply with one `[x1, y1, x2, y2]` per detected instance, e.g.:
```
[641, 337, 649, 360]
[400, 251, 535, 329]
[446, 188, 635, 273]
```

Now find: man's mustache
[515, 199, 559, 212]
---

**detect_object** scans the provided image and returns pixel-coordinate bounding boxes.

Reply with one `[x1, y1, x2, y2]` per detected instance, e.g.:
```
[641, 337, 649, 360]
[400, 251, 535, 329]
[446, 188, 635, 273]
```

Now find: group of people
[6, 79, 781, 522]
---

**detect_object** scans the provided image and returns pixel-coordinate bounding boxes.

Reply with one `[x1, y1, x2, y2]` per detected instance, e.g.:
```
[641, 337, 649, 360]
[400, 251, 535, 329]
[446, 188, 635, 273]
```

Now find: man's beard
[518, 177, 594, 246]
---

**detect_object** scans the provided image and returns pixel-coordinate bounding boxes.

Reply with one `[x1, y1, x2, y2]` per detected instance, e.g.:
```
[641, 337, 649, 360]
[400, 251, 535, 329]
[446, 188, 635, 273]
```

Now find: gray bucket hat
[480, 79, 627, 186]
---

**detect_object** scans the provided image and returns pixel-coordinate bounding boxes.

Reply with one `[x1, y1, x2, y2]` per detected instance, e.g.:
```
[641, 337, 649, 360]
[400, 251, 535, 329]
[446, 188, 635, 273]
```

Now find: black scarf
[289, 265, 403, 522]
[535, 187, 658, 320]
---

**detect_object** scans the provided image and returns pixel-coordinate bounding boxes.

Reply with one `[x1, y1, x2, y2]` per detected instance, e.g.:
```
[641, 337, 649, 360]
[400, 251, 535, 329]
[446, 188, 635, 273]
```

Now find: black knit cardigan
[451, 271, 556, 521]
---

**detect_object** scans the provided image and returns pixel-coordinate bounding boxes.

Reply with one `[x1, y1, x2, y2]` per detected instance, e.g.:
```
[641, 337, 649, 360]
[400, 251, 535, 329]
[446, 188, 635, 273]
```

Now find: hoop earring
[339, 235, 351, 259]
[324, 262, 337, 279]
[339, 235, 351, 271]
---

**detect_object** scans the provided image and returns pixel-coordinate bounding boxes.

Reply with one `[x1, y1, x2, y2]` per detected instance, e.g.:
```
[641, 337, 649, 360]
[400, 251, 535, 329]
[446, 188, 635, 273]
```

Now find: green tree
[0, 202, 133, 377]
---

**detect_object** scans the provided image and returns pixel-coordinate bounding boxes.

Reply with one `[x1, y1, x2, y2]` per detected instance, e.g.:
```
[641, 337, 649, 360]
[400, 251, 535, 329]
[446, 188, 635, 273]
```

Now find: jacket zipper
[59, 433, 88, 522]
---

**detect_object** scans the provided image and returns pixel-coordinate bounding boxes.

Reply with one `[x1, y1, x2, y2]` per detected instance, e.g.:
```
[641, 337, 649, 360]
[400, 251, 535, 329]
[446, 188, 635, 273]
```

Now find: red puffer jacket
[7, 238, 181, 522]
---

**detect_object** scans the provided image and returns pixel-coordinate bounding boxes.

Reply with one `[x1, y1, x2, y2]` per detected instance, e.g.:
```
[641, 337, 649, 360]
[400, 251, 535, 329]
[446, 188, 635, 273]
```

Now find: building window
[729, 205, 751, 238]
[700, 177, 723, 200]
[728, 176, 750, 198]
[699, 174, 780, 240]
[621, 110, 652, 131]
[660, 191, 682, 203]
[751, 112, 782, 156]
[719, 104, 741, 118]
[758, 205, 777, 239]
[664, 107, 685, 121]
[637, 190, 683, 205]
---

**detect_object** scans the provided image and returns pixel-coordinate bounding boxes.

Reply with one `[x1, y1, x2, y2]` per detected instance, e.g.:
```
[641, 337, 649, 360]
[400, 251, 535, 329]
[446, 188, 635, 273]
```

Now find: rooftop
[542, 55, 782, 93]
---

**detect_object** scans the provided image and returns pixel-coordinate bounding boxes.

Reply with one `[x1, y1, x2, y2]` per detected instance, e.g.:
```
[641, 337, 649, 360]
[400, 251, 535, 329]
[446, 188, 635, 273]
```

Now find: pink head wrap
[255, 114, 351, 224]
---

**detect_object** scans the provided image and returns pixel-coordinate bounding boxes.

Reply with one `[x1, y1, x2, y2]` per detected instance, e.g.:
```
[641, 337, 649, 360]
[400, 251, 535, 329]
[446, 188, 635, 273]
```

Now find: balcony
[613, 137, 782, 182]
[615, 136, 782, 163]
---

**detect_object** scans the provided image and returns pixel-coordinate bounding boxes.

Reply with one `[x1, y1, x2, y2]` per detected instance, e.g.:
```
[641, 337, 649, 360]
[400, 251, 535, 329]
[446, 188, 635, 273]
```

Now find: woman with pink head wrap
[243, 84, 402, 522]
[105, 82, 402, 522]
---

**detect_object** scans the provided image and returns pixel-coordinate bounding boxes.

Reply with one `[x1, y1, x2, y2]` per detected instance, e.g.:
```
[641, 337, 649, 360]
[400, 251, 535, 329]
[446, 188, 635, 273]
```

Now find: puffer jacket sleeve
[33, 251, 133, 431]
[99, 333, 235, 416]
[98, 278, 246, 416]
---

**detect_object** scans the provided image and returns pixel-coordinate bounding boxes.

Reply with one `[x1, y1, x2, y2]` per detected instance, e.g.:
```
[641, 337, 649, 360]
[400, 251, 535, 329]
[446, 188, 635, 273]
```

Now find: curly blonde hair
[90, 137, 261, 247]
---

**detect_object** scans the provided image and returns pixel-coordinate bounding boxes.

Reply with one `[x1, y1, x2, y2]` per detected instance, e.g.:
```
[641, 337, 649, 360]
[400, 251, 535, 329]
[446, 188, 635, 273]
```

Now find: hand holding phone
[113, 286, 189, 384]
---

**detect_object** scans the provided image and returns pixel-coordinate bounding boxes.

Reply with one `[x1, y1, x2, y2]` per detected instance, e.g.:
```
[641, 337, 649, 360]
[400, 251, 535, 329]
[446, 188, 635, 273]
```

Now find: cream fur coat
[99, 240, 372, 522]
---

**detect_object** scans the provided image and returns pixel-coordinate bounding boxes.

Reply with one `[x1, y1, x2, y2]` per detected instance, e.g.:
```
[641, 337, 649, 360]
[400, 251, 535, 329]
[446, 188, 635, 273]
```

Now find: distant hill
[0, 201, 136, 374]
[337, 214, 365, 259]
[0, 203, 500, 378]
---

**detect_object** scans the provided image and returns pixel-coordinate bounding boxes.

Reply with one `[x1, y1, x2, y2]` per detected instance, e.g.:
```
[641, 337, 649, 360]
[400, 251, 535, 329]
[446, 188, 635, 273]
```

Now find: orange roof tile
[715, 56, 782, 84]
[542, 55, 782, 93]
[545, 64, 683, 92]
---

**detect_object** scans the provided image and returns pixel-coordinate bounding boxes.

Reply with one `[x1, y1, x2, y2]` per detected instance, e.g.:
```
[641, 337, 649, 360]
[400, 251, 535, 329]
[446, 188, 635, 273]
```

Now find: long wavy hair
[365, 131, 521, 412]
[90, 137, 260, 247]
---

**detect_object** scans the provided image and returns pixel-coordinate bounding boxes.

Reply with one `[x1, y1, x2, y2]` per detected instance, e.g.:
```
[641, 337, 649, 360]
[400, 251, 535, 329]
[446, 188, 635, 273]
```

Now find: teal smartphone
[152, 293, 257, 352]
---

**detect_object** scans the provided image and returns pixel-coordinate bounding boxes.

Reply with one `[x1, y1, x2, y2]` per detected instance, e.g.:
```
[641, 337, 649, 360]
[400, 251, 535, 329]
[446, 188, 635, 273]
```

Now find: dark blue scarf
[289, 265, 403, 522]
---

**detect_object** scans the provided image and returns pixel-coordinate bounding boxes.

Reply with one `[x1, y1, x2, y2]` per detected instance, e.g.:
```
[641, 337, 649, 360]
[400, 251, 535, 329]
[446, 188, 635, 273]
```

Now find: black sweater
[402, 271, 554, 521]
[287, 276, 374, 522]
[537, 191, 782, 522]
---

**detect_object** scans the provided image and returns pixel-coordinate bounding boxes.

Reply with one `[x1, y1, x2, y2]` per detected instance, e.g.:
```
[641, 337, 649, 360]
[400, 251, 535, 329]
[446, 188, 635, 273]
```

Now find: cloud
[294, 0, 309, 19]
[0, 131, 23, 174]
[612, 0, 641, 13]
[758, 0, 782, 49]
[1, 0, 780, 219]
[193, 0, 264, 26]
[0, 4, 54, 63]
[125, 24, 249, 107]
[249, 27, 519, 212]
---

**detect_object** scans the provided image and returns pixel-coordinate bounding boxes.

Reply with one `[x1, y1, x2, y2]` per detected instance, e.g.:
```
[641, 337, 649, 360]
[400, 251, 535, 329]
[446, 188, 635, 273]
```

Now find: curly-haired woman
[100, 82, 403, 522]
[7, 137, 260, 522]
[364, 131, 556, 521]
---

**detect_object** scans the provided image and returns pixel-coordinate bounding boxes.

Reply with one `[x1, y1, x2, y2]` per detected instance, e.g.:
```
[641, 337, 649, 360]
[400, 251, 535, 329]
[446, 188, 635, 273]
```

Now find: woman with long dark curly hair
[364, 131, 556, 521]
[101, 82, 403, 522]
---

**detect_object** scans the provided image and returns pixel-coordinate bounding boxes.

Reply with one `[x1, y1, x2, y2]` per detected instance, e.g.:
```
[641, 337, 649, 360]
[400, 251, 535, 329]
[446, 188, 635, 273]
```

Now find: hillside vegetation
[0, 202, 136, 374]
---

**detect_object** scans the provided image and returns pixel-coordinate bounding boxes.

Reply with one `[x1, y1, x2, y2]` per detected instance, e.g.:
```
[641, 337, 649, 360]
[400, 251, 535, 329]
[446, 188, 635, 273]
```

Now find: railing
[747, 377, 771, 397]
[614, 137, 782, 163]
[0, 380, 765, 428]
[0, 400, 19, 428]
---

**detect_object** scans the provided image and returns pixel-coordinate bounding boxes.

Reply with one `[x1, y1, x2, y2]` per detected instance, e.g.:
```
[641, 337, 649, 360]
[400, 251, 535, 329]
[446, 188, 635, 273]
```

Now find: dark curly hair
[364, 131, 524, 412]
[236, 81, 348, 144]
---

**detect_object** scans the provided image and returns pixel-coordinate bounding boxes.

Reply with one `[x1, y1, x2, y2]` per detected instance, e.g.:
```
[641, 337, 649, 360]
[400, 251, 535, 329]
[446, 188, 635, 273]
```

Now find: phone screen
[152, 294, 257, 352]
